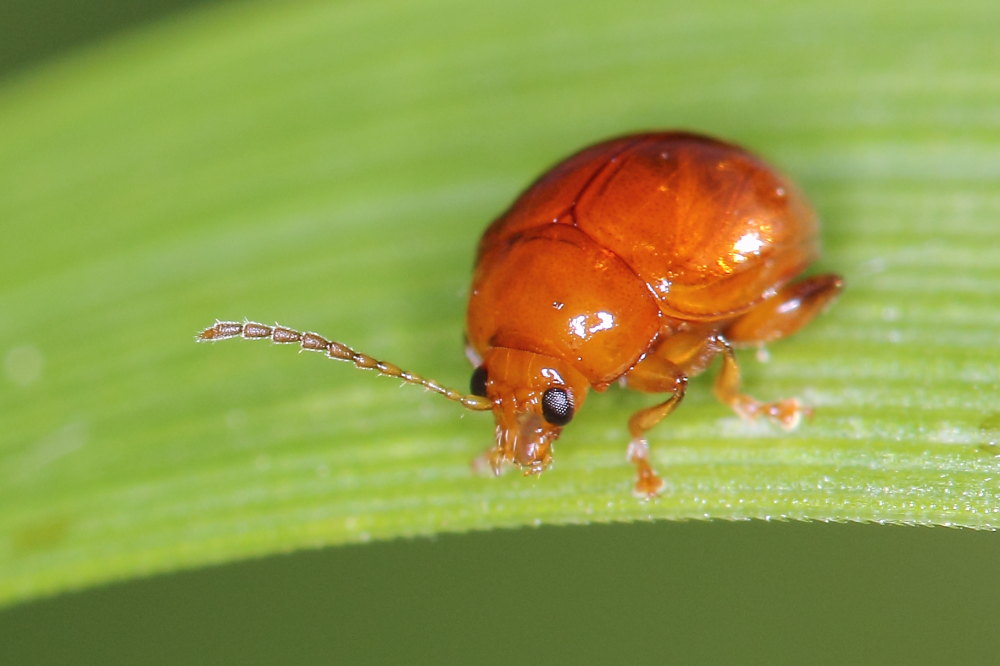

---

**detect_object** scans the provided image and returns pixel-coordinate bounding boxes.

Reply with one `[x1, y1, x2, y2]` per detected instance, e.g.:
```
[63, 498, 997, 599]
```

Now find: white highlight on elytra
[732, 231, 765, 263]
[569, 311, 615, 339]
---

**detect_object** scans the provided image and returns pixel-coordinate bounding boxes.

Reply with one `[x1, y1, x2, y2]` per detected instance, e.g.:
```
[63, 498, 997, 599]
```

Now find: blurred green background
[2, 0, 999, 663]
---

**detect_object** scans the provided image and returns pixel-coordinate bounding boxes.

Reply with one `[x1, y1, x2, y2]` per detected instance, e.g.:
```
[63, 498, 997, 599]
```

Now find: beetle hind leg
[725, 274, 843, 346]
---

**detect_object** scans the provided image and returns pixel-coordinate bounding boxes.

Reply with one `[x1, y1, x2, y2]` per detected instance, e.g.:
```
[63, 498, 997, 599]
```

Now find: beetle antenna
[197, 320, 493, 411]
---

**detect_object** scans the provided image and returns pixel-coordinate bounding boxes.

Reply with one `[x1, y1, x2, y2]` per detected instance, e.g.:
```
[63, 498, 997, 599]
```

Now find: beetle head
[470, 347, 589, 475]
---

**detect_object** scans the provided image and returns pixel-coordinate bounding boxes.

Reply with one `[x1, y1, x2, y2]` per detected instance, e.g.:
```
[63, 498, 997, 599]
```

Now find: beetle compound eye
[541, 387, 574, 426]
[470, 365, 488, 397]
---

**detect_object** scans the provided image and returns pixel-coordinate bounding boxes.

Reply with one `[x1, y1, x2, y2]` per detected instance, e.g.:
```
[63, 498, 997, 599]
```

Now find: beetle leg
[623, 329, 725, 498]
[724, 274, 843, 346]
[623, 353, 693, 498]
[713, 337, 805, 429]
[626, 376, 687, 499]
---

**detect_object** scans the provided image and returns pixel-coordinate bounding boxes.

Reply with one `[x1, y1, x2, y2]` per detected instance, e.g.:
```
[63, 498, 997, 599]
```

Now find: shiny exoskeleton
[199, 131, 841, 498]
[465, 132, 841, 496]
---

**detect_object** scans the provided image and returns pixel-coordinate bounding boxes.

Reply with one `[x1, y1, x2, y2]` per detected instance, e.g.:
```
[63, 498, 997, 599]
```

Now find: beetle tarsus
[729, 394, 809, 430]
[627, 439, 665, 499]
[715, 344, 810, 430]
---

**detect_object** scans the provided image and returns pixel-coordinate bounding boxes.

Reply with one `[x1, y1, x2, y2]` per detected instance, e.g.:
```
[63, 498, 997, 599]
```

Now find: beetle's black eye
[541, 387, 574, 426]
[470, 365, 488, 397]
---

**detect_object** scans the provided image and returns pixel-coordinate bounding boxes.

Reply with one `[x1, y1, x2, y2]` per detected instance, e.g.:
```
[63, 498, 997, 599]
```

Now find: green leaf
[1, 0, 998, 607]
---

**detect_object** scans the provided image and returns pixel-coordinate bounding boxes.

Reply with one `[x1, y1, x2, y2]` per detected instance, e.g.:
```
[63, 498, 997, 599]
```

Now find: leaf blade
[1, 0, 999, 606]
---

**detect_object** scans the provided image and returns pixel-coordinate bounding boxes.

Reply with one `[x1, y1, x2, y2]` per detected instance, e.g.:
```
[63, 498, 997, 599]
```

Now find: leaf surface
[1, 0, 998, 606]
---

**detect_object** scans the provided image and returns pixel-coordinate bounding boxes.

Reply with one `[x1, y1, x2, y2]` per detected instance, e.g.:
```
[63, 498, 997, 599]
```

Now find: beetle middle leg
[714, 273, 842, 428]
[712, 337, 806, 429]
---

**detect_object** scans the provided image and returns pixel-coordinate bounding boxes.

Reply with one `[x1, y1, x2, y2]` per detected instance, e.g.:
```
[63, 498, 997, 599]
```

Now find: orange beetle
[199, 131, 842, 497]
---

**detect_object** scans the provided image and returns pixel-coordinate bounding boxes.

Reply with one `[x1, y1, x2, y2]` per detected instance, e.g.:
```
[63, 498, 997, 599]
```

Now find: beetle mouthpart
[512, 412, 554, 472]
[490, 407, 557, 475]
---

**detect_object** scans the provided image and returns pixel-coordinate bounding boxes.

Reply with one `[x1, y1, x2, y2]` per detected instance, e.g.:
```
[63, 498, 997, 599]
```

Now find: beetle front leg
[626, 378, 687, 498]
[623, 354, 690, 498]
